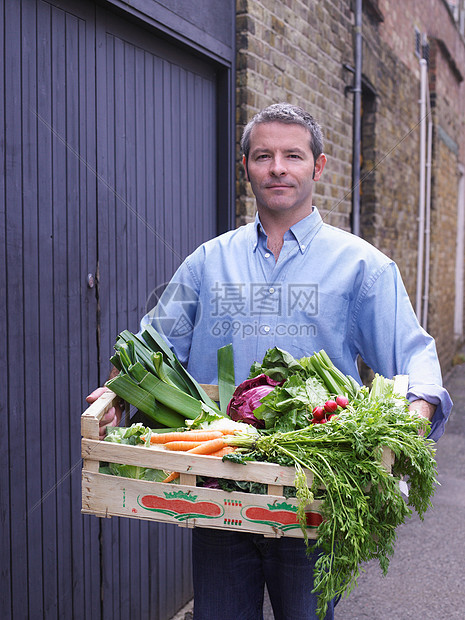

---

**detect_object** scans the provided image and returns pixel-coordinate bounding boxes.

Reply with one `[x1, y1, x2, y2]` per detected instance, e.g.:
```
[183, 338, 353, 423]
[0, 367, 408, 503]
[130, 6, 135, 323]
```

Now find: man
[89, 103, 451, 619]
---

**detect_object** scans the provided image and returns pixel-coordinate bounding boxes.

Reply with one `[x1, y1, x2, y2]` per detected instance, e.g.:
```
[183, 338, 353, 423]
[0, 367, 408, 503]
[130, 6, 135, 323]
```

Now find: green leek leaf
[217, 343, 236, 413]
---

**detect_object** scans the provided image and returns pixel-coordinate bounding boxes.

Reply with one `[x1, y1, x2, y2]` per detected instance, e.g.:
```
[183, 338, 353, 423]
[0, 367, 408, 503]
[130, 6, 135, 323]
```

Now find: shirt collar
[252, 208, 323, 253]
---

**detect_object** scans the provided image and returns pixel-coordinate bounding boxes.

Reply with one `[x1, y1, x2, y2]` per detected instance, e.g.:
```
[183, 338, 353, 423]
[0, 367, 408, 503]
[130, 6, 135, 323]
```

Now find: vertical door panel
[0, 1, 100, 618]
[96, 7, 217, 619]
[1, 0, 224, 618]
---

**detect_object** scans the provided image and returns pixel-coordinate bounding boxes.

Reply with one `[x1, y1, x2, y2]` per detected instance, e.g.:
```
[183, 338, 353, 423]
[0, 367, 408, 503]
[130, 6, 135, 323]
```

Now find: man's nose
[270, 156, 287, 176]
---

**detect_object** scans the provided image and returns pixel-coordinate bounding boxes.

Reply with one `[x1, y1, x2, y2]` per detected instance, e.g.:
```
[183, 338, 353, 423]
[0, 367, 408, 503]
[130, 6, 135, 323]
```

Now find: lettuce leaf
[248, 347, 306, 382]
[254, 374, 329, 430]
[101, 423, 176, 482]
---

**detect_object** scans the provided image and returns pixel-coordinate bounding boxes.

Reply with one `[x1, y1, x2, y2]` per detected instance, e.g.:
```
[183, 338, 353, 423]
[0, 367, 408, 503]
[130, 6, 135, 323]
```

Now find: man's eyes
[254, 153, 302, 160]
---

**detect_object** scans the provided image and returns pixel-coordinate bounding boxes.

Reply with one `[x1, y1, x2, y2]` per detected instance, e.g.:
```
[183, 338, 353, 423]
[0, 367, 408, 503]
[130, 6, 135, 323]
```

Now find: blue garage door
[0, 0, 227, 618]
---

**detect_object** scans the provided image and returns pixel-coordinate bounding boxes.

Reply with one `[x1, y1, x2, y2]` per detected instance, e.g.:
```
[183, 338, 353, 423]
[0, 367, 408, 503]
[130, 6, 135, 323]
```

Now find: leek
[217, 343, 236, 413]
[106, 326, 223, 429]
[105, 373, 185, 427]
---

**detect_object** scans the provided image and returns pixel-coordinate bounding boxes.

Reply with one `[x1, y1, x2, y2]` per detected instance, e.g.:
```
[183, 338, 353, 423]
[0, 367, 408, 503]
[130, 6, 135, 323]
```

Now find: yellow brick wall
[235, 0, 465, 370]
[236, 0, 354, 230]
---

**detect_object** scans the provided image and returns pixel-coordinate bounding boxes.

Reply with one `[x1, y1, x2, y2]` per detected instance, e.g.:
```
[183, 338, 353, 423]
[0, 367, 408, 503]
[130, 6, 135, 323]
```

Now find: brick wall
[235, 0, 465, 371]
[359, 34, 421, 298]
[235, 0, 354, 230]
[428, 122, 460, 364]
[356, 0, 465, 367]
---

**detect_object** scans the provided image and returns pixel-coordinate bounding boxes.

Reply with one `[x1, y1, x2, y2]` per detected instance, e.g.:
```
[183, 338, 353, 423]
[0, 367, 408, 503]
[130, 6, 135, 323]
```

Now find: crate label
[242, 501, 323, 531]
[137, 489, 224, 521]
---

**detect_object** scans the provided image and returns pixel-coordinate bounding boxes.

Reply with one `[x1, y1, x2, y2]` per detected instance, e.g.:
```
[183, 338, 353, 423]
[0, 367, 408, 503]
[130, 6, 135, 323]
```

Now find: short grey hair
[241, 103, 324, 163]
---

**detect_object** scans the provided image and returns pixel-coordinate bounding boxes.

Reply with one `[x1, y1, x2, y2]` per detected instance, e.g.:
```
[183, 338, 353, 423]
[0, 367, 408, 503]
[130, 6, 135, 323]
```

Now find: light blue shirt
[141, 208, 452, 440]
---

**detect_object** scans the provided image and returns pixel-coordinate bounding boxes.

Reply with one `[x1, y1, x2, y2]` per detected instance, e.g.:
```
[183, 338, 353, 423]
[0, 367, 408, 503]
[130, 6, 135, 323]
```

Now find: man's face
[244, 121, 326, 220]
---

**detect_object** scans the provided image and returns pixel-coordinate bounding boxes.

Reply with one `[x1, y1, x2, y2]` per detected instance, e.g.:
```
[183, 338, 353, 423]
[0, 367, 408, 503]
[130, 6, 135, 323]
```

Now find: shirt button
[301, 245, 306, 251]
[263, 325, 270, 333]
[269, 287, 275, 294]
[264, 252, 271, 258]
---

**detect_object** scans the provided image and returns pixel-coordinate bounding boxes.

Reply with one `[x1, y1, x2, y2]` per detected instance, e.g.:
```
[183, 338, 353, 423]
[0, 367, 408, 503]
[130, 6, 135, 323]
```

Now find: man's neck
[257, 206, 312, 260]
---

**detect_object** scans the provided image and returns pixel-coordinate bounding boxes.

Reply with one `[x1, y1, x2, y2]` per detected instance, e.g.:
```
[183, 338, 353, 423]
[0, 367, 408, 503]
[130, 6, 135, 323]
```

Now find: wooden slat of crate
[80, 388, 321, 537]
[81, 439, 314, 487]
[82, 471, 324, 538]
[81, 376, 407, 537]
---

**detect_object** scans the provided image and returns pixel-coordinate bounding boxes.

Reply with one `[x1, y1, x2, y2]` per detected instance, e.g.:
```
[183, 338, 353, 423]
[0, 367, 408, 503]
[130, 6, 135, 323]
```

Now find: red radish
[336, 395, 349, 408]
[319, 418, 328, 424]
[312, 406, 325, 421]
[324, 400, 338, 414]
[327, 414, 339, 422]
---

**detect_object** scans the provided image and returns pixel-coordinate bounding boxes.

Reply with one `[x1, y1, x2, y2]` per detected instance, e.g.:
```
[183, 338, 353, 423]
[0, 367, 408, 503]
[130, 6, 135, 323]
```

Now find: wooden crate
[81, 378, 405, 538]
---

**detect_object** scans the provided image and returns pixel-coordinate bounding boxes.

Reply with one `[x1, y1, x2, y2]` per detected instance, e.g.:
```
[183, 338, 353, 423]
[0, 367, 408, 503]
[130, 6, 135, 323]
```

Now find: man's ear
[242, 154, 249, 182]
[313, 154, 327, 181]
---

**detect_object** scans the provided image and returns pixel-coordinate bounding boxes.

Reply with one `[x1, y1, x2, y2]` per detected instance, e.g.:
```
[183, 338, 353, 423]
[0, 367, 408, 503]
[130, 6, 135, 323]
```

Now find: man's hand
[409, 399, 436, 436]
[86, 386, 123, 440]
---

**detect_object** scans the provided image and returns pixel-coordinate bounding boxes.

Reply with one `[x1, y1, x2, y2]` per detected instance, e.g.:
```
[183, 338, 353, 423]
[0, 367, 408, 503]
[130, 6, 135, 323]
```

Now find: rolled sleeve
[407, 384, 453, 441]
[353, 262, 452, 441]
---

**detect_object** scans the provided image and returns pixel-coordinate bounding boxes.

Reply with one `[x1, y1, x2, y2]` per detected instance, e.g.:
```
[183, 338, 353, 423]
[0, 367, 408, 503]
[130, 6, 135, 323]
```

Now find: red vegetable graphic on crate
[138, 490, 224, 521]
[242, 501, 323, 531]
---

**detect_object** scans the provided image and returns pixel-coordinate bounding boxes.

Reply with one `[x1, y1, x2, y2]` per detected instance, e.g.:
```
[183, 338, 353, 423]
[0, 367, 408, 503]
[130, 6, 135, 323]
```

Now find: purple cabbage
[226, 374, 279, 428]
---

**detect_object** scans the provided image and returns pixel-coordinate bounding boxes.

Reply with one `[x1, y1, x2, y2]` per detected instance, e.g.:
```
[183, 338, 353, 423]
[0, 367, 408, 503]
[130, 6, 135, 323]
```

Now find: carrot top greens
[226, 378, 437, 619]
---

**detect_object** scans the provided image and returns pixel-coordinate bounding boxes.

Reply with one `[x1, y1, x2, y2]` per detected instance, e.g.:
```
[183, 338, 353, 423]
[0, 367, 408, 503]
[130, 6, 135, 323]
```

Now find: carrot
[161, 471, 180, 483]
[164, 441, 204, 451]
[146, 430, 224, 444]
[210, 446, 236, 457]
[185, 437, 228, 455]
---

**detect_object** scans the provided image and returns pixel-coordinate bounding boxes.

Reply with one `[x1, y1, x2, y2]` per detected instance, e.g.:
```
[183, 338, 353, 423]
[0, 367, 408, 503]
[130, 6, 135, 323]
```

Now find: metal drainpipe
[421, 74, 433, 330]
[454, 165, 465, 341]
[351, 0, 362, 237]
[416, 59, 427, 321]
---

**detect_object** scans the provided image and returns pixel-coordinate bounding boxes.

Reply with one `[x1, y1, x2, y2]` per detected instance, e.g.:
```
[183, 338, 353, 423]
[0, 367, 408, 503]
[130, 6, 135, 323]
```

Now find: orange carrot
[161, 471, 180, 483]
[147, 430, 224, 444]
[164, 441, 204, 451]
[186, 437, 227, 455]
[209, 446, 236, 457]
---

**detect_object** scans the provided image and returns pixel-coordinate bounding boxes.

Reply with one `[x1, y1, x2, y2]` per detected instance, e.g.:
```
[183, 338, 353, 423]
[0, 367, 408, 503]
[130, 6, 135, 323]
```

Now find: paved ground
[173, 359, 465, 620]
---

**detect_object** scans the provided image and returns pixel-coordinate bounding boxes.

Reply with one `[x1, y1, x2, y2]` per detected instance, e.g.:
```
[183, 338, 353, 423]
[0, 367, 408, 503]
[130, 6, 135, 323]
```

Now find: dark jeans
[192, 528, 335, 620]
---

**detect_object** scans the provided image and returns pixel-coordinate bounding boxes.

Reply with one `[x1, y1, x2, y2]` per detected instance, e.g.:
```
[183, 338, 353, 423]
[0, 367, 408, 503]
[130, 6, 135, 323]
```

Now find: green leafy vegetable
[217, 343, 236, 413]
[254, 374, 329, 431]
[226, 391, 437, 618]
[300, 349, 360, 398]
[100, 423, 175, 482]
[105, 327, 223, 427]
[249, 346, 306, 382]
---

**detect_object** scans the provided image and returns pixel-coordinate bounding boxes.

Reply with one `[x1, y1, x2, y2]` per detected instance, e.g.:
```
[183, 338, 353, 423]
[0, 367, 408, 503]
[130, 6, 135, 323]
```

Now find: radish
[312, 406, 325, 421]
[324, 400, 338, 414]
[336, 395, 349, 408]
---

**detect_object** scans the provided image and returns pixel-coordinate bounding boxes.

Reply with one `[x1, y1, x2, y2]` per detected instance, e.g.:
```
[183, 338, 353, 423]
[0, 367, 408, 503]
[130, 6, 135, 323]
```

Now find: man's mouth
[265, 183, 293, 189]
